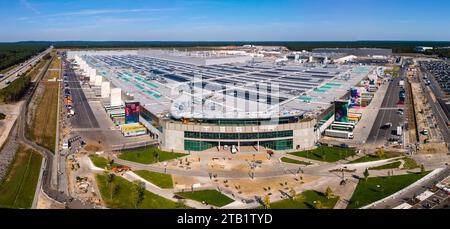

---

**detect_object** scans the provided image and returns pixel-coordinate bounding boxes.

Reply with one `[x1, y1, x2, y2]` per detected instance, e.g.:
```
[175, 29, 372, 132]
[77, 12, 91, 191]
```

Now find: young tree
[263, 195, 271, 209]
[289, 188, 296, 200]
[131, 180, 146, 208]
[363, 168, 369, 181]
[376, 149, 385, 158]
[107, 173, 116, 184]
[420, 164, 425, 173]
[109, 159, 115, 167]
[153, 152, 159, 161]
[176, 199, 187, 209]
[104, 172, 116, 200]
[112, 183, 120, 199]
[325, 187, 334, 199]
[109, 182, 121, 200]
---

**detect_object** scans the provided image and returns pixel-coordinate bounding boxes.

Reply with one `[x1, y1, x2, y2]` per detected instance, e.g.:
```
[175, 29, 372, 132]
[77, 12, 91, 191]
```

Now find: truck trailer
[325, 129, 354, 139]
[396, 126, 403, 136]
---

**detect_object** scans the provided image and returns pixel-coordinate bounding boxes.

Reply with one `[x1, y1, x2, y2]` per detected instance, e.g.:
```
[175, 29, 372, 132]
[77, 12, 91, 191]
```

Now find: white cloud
[18, 7, 179, 21]
[20, 0, 40, 14]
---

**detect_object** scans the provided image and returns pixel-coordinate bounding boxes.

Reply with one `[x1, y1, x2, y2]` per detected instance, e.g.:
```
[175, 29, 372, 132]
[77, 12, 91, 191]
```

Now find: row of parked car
[63, 74, 75, 116]
[420, 61, 450, 96]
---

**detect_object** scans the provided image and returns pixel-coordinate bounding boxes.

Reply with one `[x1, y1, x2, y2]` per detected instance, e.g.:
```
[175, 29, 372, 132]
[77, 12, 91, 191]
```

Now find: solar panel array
[79, 52, 373, 120]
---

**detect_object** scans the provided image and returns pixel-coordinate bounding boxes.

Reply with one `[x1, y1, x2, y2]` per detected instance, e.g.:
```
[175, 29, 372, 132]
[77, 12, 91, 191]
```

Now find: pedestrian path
[333, 178, 359, 209]
[122, 171, 210, 209]
[82, 154, 224, 209]
[283, 154, 327, 165]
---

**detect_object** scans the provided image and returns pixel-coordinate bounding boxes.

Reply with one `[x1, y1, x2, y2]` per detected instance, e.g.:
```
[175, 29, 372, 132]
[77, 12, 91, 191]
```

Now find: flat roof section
[71, 50, 374, 120]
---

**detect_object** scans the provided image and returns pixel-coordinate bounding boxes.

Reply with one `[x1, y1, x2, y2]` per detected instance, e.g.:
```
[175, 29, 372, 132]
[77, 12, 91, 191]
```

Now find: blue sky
[1, 0, 449, 41]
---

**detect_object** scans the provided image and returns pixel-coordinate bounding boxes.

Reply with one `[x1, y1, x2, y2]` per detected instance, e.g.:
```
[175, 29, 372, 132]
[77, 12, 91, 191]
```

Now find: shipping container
[325, 129, 354, 139]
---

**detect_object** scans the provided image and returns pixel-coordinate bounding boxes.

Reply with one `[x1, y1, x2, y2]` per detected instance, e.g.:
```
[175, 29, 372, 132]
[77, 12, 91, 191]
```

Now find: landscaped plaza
[71, 142, 440, 209]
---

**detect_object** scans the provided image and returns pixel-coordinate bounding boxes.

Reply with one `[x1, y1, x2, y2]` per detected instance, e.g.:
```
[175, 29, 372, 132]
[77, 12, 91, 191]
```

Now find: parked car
[381, 122, 392, 129]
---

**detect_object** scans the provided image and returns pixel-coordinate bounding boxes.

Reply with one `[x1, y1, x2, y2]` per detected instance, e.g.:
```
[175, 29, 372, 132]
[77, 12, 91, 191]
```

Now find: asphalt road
[0, 47, 53, 89]
[366, 74, 406, 145]
[64, 59, 99, 129]
[418, 68, 450, 149]
[11, 54, 93, 209]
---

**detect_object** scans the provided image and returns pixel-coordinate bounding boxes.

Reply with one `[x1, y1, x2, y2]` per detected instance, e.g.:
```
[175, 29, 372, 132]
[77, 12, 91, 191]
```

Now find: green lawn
[96, 174, 186, 209]
[289, 146, 355, 162]
[280, 157, 311, 165]
[402, 157, 419, 170]
[348, 151, 402, 164]
[267, 190, 339, 209]
[89, 154, 123, 169]
[369, 161, 402, 170]
[0, 145, 42, 208]
[119, 146, 186, 164]
[134, 170, 173, 189]
[176, 190, 234, 207]
[347, 172, 430, 209]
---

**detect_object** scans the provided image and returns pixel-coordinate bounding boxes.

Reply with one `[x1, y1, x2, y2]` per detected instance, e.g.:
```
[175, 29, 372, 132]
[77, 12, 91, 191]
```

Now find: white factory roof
[70, 50, 374, 120]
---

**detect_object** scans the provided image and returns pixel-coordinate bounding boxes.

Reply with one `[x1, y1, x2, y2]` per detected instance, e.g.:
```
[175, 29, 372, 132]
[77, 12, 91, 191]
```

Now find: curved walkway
[83, 156, 232, 209]
[114, 155, 416, 180]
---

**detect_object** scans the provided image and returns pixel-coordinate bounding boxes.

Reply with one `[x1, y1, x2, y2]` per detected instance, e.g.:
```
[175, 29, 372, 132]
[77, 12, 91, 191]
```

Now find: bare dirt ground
[411, 82, 449, 154]
[84, 143, 103, 152]
[172, 175, 211, 189]
[214, 174, 320, 197]
[419, 143, 449, 154]
[36, 191, 65, 209]
[0, 102, 23, 147]
[66, 153, 103, 207]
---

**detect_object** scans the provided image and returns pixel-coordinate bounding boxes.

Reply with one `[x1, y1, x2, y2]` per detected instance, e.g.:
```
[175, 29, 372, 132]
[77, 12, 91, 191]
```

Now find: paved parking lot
[64, 61, 100, 129]
[63, 58, 154, 151]
[411, 189, 450, 209]
[366, 75, 407, 146]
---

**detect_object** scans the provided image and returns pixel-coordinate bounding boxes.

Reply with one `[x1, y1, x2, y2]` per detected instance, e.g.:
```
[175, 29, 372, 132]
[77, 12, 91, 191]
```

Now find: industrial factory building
[312, 48, 393, 57]
[68, 49, 377, 153]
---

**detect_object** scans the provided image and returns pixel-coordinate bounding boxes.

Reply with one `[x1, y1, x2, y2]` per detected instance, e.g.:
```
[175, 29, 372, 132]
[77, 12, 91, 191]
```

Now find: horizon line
[1, 40, 450, 44]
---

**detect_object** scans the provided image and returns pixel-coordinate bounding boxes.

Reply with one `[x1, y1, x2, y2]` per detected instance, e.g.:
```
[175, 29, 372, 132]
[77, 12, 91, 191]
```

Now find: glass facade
[184, 130, 293, 140]
[184, 139, 293, 151]
[183, 130, 294, 151]
[260, 139, 293, 150]
[184, 140, 218, 151]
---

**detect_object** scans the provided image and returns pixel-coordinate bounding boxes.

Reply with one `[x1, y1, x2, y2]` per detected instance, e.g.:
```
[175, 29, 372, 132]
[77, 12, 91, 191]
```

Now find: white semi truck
[231, 145, 238, 154]
[396, 126, 403, 136]
[325, 129, 354, 139]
